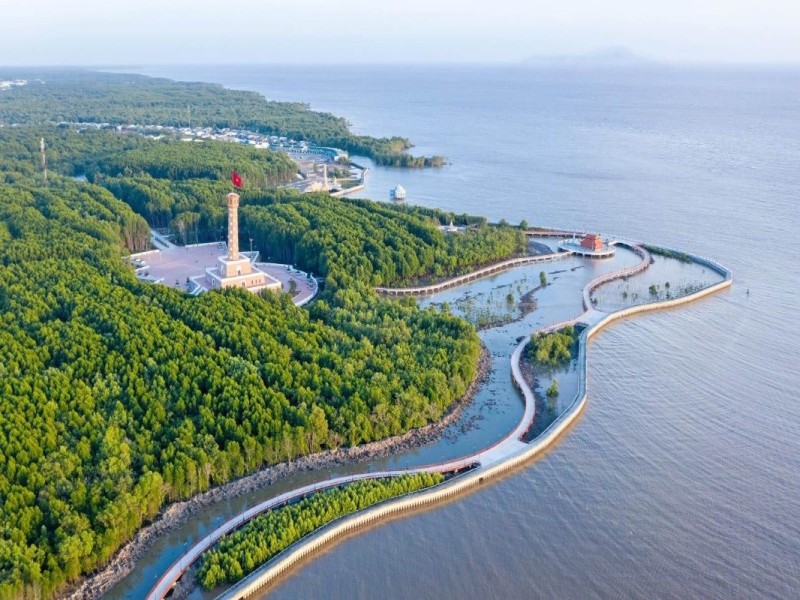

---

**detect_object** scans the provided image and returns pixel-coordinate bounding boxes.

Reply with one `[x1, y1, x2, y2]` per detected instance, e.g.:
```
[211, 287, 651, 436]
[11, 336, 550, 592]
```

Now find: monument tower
[227, 192, 240, 261]
[205, 193, 281, 292]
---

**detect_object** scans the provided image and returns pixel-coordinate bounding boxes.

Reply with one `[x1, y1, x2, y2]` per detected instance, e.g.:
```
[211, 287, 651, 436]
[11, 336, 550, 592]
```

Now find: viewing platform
[558, 233, 616, 258]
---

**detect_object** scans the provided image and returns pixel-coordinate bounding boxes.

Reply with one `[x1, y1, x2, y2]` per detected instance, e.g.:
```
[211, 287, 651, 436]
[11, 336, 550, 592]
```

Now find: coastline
[63, 345, 491, 600]
[194, 242, 732, 600]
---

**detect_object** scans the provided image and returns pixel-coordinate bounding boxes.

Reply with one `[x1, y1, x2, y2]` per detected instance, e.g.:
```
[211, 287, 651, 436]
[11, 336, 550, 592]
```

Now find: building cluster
[0, 79, 27, 91]
[58, 121, 347, 161]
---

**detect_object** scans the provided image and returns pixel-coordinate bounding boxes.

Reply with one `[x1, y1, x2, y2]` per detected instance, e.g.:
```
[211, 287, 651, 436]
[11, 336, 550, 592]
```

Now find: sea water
[111, 64, 800, 599]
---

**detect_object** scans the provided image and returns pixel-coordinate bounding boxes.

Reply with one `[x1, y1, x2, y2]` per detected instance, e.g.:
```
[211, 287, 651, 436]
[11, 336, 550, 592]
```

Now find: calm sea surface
[115, 64, 800, 599]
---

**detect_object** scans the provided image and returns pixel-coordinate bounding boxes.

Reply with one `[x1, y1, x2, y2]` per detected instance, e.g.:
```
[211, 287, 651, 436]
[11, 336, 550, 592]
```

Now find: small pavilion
[558, 232, 616, 258]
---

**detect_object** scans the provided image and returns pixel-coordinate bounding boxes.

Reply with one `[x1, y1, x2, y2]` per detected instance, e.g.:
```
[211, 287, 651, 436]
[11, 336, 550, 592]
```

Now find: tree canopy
[240, 194, 526, 291]
[197, 473, 444, 589]
[0, 73, 526, 598]
[529, 326, 578, 367]
[0, 124, 485, 598]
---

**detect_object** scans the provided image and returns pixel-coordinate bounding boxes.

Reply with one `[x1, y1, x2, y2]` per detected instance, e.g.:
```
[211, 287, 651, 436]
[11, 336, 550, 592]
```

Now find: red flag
[231, 171, 243, 188]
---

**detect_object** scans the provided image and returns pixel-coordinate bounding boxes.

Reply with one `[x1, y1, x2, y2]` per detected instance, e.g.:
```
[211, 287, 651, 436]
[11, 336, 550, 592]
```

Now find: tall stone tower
[227, 192, 240, 261]
[205, 191, 280, 293]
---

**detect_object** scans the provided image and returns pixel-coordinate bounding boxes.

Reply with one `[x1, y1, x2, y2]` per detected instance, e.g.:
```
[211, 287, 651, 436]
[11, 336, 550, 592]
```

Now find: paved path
[375, 251, 573, 296]
[150, 230, 176, 250]
[254, 263, 318, 307]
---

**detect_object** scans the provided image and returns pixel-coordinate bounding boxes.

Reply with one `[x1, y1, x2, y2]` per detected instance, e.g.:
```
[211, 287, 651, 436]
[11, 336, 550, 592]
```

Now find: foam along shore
[146, 239, 730, 600]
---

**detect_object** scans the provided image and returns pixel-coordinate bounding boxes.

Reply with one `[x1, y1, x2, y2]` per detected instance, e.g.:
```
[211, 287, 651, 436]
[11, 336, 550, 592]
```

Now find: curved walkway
[253, 262, 318, 307]
[375, 250, 573, 296]
[147, 240, 731, 600]
[582, 242, 652, 315]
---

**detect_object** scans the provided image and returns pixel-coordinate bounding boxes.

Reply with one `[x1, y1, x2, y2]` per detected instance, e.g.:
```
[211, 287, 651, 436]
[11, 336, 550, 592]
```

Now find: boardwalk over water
[375, 250, 573, 296]
[146, 239, 731, 600]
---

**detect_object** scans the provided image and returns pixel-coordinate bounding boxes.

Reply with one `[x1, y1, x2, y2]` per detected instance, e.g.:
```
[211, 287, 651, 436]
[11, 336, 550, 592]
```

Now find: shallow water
[591, 253, 725, 312]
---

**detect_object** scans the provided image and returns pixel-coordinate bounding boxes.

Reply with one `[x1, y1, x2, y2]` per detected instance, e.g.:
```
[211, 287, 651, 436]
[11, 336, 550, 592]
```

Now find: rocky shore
[64, 345, 492, 600]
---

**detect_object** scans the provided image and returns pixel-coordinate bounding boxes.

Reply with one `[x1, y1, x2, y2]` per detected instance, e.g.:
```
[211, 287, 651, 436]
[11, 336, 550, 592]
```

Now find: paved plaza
[131, 243, 317, 305]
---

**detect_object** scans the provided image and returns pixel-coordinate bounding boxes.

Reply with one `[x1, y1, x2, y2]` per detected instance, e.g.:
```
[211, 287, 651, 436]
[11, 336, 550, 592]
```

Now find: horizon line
[3, 58, 800, 70]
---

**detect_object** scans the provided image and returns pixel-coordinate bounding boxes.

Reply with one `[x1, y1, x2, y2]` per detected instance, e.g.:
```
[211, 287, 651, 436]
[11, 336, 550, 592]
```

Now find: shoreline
[63, 345, 492, 600]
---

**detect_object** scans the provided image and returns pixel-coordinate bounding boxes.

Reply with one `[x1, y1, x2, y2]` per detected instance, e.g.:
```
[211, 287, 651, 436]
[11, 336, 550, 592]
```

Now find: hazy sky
[1, 0, 798, 65]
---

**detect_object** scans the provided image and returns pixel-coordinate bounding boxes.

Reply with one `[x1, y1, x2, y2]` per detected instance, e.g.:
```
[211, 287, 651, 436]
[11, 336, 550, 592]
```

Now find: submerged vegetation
[197, 473, 445, 589]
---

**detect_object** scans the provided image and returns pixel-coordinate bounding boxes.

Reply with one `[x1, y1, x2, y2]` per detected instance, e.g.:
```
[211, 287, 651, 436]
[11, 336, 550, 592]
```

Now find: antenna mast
[40, 137, 48, 184]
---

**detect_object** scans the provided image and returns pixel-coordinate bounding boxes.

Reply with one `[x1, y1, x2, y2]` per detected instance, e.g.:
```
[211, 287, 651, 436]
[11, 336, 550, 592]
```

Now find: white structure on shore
[390, 185, 406, 201]
[557, 232, 616, 258]
[205, 193, 282, 293]
[322, 164, 330, 192]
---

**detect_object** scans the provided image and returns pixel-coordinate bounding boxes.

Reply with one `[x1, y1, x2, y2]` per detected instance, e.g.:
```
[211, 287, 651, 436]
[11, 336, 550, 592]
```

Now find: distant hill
[523, 46, 651, 67]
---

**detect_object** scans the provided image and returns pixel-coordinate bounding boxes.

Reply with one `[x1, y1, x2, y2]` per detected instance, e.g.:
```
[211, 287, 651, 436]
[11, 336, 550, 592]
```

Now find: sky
[1, 0, 798, 66]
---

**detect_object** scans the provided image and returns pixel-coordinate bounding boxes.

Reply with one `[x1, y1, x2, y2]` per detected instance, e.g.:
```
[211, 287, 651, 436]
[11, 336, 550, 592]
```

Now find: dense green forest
[0, 69, 444, 167]
[241, 195, 526, 290]
[0, 113, 506, 598]
[0, 70, 528, 596]
[528, 326, 579, 367]
[1, 124, 297, 189]
[0, 124, 296, 237]
[197, 473, 444, 589]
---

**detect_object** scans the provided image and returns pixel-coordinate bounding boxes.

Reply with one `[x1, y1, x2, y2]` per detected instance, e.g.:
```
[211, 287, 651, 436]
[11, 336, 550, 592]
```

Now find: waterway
[111, 64, 800, 599]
